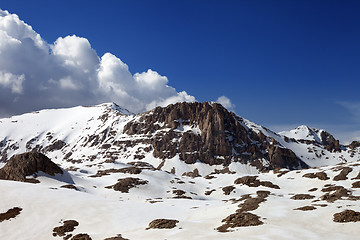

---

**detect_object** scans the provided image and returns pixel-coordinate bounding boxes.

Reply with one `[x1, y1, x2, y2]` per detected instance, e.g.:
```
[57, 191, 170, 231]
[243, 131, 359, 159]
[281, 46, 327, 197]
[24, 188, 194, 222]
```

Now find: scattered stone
[71, 233, 92, 240]
[60, 184, 78, 190]
[312, 204, 328, 207]
[204, 175, 216, 179]
[260, 181, 280, 189]
[273, 169, 289, 177]
[234, 176, 279, 189]
[109, 177, 148, 193]
[238, 196, 266, 212]
[182, 169, 200, 178]
[146, 219, 179, 229]
[53, 220, 79, 237]
[117, 167, 142, 174]
[294, 206, 316, 211]
[333, 209, 360, 223]
[290, 194, 315, 200]
[211, 167, 236, 175]
[90, 167, 142, 177]
[0, 152, 63, 182]
[333, 167, 353, 181]
[256, 190, 270, 198]
[222, 186, 235, 195]
[104, 234, 129, 240]
[204, 189, 216, 195]
[0, 207, 22, 222]
[321, 185, 344, 192]
[172, 189, 186, 196]
[320, 188, 351, 202]
[303, 172, 329, 180]
[308, 188, 318, 192]
[217, 212, 263, 232]
[127, 161, 155, 170]
[234, 176, 260, 187]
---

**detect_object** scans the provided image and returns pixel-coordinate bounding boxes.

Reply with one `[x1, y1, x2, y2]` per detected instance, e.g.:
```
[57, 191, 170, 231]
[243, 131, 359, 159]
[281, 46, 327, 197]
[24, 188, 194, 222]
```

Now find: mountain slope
[0, 102, 359, 175]
[0, 102, 359, 240]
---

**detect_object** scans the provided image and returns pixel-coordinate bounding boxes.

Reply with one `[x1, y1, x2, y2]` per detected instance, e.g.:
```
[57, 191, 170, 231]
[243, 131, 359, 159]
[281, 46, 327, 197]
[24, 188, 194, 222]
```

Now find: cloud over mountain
[0, 9, 195, 116]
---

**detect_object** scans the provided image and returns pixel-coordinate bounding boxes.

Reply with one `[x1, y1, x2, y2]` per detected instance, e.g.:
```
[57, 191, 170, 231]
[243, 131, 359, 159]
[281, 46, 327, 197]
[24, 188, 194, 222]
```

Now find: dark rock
[290, 194, 315, 200]
[110, 177, 148, 193]
[267, 145, 308, 170]
[348, 141, 360, 149]
[173, 189, 186, 196]
[352, 181, 360, 188]
[43, 140, 66, 152]
[333, 167, 353, 181]
[222, 186, 235, 195]
[123, 102, 308, 170]
[53, 220, 79, 237]
[182, 169, 200, 178]
[320, 187, 351, 202]
[234, 176, 260, 187]
[218, 212, 263, 232]
[234, 176, 280, 189]
[303, 172, 329, 180]
[294, 206, 316, 211]
[333, 210, 360, 223]
[104, 235, 129, 240]
[60, 184, 78, 190]
[71, 233, 92, 240]
[0, 207, 22, 222]
[0, 152, 63, 182]
[260, 181, 280, 189]
[204, 189, 216, 195]
[146, 219, 179, 229]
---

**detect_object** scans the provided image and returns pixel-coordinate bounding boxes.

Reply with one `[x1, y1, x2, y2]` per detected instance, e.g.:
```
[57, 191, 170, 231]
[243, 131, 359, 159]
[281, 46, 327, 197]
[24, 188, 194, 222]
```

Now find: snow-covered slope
[0, 102, 359, 239]
[0, 154, 359, 240]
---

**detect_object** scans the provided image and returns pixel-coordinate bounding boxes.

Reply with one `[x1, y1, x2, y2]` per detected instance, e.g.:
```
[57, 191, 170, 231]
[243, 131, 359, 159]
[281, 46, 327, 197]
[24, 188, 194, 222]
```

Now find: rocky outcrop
[123, 102, 307, 170]
[267, 146, 308, 170]
[0, 152, 63, 182]
[124, 102, 253, 165]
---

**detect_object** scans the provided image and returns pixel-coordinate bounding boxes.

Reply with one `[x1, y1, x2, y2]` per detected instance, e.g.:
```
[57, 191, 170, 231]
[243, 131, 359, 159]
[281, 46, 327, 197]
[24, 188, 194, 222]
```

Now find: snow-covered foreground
[1, 159, 359, 240]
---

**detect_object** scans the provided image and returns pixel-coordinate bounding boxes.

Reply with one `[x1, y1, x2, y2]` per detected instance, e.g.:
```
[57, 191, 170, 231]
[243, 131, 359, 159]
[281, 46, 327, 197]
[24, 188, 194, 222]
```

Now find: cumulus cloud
[0, 71, 25, 93]
[216, 96, 235, 110]
[0, 9, 195, 116]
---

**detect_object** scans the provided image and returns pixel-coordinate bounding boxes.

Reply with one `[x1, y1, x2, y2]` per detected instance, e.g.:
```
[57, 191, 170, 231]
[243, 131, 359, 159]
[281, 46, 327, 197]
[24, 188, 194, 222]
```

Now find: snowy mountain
[1, 102, 358, 174]
[0, 102, 359, 240]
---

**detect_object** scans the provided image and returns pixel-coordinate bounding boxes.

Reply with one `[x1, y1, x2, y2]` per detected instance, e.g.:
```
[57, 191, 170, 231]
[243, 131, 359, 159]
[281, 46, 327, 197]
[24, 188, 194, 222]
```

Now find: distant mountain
[0, 102, 359, 175]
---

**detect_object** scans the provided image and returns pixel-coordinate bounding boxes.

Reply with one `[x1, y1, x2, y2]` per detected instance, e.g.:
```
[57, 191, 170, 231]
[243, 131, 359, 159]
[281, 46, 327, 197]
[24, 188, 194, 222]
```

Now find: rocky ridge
[0, 102, 359, 176]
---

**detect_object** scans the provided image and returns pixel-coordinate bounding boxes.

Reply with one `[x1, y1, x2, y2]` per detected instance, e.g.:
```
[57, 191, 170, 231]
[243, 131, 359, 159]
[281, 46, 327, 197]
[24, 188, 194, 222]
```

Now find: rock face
[123, 102, 307, 170]
[267, 145, 308, 170]
[0, 152, 63, 182]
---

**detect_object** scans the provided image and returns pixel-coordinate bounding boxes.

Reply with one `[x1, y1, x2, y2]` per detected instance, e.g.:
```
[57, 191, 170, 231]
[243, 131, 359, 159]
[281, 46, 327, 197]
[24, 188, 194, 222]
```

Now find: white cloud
[0, 9, 196, 116]
[216, 95, 235, 110]
[58, 77, 79, 90]
[146, 91, 196, 111]
[0, 71, 24, 93]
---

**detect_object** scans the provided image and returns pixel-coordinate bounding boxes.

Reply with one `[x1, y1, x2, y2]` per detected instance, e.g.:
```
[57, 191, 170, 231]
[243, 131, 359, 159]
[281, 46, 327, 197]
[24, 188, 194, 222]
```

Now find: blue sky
[0, 0, 359, 143]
